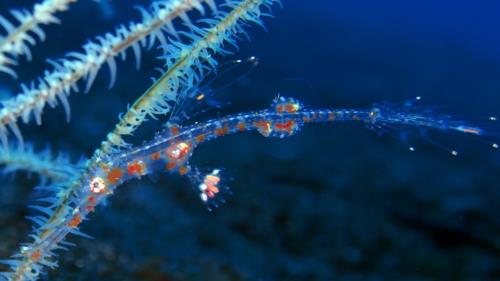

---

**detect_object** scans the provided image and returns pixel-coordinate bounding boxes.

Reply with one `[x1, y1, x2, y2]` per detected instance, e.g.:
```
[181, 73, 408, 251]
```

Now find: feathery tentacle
[0, 0, 78, 79]
[0, 0, 215, 149]
[1, 1, 277, 280]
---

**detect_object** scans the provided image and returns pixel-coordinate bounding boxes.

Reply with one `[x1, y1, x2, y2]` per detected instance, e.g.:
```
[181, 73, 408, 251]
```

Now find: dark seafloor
[0, 0, 499, 280]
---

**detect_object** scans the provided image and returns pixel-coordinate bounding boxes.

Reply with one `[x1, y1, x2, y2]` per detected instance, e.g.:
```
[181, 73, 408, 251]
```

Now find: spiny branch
[0, 0, 214, 150]
[0, 0, 78, 78]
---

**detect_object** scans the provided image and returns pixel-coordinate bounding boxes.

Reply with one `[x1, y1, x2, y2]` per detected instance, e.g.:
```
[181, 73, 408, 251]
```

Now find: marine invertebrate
[0, 0, 280, 279]
[0, 0, 213, 149]
[0, 0, 497, 280]
[0, 144, 79, 183]
[0, 0, 77, 78]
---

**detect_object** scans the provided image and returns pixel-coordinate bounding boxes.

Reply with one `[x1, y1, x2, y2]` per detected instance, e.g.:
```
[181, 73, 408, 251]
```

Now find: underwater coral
[0, 0, 498, 280]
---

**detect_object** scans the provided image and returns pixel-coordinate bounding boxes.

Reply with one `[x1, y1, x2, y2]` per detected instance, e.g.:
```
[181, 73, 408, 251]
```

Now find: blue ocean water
[0, 0, 498, 280]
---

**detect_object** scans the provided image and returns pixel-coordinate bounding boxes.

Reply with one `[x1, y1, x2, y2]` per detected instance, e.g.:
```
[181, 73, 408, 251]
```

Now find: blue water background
[0, 0, 499, 280]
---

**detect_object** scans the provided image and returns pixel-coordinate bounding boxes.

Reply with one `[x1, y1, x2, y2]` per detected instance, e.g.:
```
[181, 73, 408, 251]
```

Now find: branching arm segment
[0, 0, 77, 78]
[0, 1, 278, 280]
[0, 144, 80, 183]
[0, 0, 212, 150]
[95, 0, 278, 159]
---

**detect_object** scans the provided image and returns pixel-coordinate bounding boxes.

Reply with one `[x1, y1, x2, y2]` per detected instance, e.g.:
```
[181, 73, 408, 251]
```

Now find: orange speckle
[215, 128, 224, 136]
[284, 103, 299, 113]
[254, 121, 268, 128]
[215, 124, 229, 136]
[205, 174, 221, 185]
[170, 126, 180, 135]
[108, 167, 124, 184]
[85, 196, 96, 212]
[203, 174, 220, 196]
[68, 214, 82, 228]
[30, 250, 41, 262]
[237, 122, 246, 131]
[166, 162, 176, 170]
[127, 160, 146, 176]
[207, 184, 219, 194]
[274, 120, 295, 133]
[221, 129, 226, 136]
[179, 166, 188, 175]
[254, 120, 272, 137]
[276, 105, 284, 113]
[195, 134, 206, 142]
[150, 151, 161, 161]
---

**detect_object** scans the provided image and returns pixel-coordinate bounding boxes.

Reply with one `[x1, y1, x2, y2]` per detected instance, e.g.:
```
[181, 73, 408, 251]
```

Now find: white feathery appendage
[98, 0, 279, 157]
[0, 0, 212, 150]
[0, 0, 77, 78]
[0, 1, 279, 280]
[0, 143, 81, 183]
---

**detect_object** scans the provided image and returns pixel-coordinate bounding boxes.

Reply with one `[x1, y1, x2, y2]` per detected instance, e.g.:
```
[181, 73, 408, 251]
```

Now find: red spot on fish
[30, 250, 41, 262]
[150, 151, 161, 161]
[166, 162, 176, 170]
[237, 122, 246, 131]
[254, 120, 272, 137]
[85, 196, 96, 212]
[170, 126, 180, 135]
[284, 103, 299, 113]
[127, 160, 146, 176]
[274, 120, 296, 134]
[179, 166, 188, 175]
[68, 214, 82, 228]
[108, 167, 124, 184]
[215, 124, 229, 136]
[195, 134, 206, 142]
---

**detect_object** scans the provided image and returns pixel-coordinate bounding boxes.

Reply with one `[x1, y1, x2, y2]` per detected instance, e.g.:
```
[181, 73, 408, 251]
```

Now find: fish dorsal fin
[252, 96, 304, 139]
[272, 95, 302, 114]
